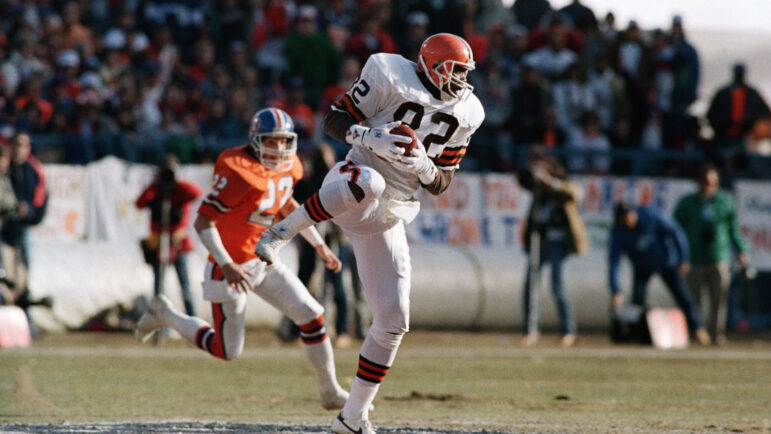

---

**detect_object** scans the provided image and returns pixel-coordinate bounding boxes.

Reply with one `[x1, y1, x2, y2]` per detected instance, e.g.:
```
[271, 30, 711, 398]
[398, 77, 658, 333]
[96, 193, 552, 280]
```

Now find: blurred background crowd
[1, 0, 769, 177]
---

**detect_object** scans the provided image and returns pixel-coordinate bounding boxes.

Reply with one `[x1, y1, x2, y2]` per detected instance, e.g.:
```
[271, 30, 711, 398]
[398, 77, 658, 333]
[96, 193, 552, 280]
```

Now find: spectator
[512, 0, 552, 31]
[0, 133, 49, 335]
[14, 75, 53, 127]
[60, 1, 93, 52]
[566, 110, 611, 174]
[558, 0, 597, 33]
[517, 154, 588, 347]
[706, 63, 770, 150]
[522, 19, 578, 80]
[609, 202, 711, 345]
[320, 56, 361, 115]
[399, 11, 430, 63]
[587, 54, 626, 132]
[270, 77, 317, 143]
[673, 164, 750, 344]
[551, 62, 596, 132]
[284, 5, 342, 108]
[669, 15, 699, 115]
[135, 154, 202, 317]
[0, 144, 19, 306]
[471, 56, 513, 169]
[345, 12, 398, 68]
[508, 64, 551, 146]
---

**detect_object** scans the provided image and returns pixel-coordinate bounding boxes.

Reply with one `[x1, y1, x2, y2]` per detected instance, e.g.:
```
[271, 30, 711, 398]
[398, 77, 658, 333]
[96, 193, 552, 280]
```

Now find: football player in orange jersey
[255, 34, 485, 433]
[136, 107, 351, 410]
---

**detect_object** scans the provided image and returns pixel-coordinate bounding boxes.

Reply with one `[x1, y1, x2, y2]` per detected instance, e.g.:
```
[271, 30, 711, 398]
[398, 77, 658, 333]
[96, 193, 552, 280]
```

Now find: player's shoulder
[456, 92, 485, 129]
[216, 145, 269, 184]
[364, 53, 415, 82]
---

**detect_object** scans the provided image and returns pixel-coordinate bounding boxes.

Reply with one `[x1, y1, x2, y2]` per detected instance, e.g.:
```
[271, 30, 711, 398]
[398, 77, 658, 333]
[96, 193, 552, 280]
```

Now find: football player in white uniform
[256, 33, 484, 433]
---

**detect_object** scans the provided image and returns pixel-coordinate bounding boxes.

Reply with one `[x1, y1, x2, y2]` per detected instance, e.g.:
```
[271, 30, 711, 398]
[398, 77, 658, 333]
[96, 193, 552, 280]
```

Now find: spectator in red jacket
[135, 154, 202, 316]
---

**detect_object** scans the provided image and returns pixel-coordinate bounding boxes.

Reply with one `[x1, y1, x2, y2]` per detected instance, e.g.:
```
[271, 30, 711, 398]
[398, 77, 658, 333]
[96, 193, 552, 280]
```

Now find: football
[390, 124, 418, 156]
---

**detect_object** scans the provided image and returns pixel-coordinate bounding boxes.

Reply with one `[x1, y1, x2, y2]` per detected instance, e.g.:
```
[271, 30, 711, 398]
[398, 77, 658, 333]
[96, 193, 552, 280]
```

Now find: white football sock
[303, 337, 344, 394]
[162, 307, 208, 342]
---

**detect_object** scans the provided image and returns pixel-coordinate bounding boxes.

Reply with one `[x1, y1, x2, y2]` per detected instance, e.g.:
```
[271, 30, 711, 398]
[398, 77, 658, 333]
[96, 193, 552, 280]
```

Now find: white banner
[408, 174, 697, 251]
[30, 165, 86, 241]
[735, 181, 771, 270]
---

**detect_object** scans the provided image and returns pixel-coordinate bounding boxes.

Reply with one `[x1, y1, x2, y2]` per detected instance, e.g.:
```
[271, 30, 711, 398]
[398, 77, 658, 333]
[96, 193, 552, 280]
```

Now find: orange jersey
[198, 145, 303, 263]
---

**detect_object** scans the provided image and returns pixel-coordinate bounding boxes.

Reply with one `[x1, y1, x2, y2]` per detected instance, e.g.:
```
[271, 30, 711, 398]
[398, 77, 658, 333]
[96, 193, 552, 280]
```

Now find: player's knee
[368, 321, 409, 350]
[357, 167, 386, 201]
[291, 302, 325, 327]
[369, 303, 409, 349]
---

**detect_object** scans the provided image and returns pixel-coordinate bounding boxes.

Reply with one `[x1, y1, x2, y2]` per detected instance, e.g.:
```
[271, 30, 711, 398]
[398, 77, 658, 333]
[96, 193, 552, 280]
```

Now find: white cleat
[331, 412, 376, 434]
[135, 295, 173, 343]
[254, 226, 291, 265]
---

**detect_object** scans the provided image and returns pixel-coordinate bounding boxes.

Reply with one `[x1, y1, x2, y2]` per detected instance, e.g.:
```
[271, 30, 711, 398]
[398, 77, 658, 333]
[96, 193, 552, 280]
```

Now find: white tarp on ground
[27, 158, 770, 331]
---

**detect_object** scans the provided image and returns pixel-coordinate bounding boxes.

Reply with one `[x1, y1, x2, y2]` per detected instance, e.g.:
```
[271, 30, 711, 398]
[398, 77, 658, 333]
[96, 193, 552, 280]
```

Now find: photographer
[135, 155, 202, 316]
[673, 164, 750, 344]
[517, 154, 588, 346]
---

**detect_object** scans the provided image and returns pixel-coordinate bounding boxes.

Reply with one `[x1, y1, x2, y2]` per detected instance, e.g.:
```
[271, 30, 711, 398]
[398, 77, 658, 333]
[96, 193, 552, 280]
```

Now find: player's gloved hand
[395, 141, 438, 185]
[345, 121, 410, 162]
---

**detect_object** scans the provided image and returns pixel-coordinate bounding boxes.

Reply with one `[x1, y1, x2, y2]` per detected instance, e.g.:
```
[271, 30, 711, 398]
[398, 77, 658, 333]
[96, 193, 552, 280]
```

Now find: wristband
[345, 124, 369, 147]
[300, 226, 324, 247]
[199, 227, 233, 266]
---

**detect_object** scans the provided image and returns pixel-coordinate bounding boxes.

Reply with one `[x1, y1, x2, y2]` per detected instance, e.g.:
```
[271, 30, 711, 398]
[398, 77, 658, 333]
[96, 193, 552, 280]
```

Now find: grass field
[1, 329, 770, 433]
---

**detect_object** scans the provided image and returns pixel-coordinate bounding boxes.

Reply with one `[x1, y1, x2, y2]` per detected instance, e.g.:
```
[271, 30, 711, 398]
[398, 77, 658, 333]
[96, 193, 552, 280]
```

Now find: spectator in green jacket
[673, 164, 750, 344]
[284, 5, 342, 108]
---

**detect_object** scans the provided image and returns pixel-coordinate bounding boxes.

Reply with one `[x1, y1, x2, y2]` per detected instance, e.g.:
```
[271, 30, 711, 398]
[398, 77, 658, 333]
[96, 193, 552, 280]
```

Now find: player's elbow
[193, 214, 214, 233]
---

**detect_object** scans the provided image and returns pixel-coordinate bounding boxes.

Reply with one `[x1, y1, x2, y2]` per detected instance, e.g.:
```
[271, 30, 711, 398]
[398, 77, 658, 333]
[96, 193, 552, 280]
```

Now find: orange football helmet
[418, 33, 475, 100]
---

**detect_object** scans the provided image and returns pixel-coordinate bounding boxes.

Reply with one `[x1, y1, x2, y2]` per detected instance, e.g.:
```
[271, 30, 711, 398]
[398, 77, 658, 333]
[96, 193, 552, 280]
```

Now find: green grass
[1, 330, 769, 432]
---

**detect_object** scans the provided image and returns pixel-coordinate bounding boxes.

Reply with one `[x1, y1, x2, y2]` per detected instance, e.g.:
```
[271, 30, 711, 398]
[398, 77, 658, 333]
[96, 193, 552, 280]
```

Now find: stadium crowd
[0, 0, 769, 175]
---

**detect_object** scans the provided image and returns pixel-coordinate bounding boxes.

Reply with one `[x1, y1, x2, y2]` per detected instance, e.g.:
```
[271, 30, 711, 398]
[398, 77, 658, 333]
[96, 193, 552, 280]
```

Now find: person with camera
[135, 154, 202, 316]
[517, 154, 588, 347]
[673, 164, 750, 345]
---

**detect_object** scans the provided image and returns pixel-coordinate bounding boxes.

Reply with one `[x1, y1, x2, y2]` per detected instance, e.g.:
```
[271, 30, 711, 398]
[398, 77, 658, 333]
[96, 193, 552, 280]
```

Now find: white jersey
[332, 53, 485, 198]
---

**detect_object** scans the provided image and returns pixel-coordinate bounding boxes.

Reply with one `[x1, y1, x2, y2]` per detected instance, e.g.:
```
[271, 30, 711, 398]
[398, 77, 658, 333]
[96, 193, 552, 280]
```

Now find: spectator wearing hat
[284, 5, 341, 108]
[609, 202, 710, 345]
[706, 63, 770, 150]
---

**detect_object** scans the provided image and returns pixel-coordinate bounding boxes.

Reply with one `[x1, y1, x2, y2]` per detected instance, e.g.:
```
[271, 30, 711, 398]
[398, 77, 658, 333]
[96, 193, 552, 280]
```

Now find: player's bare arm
[193, 213, 253, 293]
[323, 110, 356, 143]
[278, 198, 342, 273]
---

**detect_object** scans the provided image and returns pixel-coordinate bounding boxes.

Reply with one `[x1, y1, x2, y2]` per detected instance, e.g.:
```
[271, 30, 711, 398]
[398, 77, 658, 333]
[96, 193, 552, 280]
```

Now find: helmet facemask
[419, 56, 475, 101]
[252, 133, 297, 172]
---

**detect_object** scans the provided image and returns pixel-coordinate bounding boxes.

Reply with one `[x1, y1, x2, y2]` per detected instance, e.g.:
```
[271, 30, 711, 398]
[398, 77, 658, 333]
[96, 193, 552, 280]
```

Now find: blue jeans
[522, 239, 576, 335]
[153, 252, 195, 316]
[632, 266, 704, 333]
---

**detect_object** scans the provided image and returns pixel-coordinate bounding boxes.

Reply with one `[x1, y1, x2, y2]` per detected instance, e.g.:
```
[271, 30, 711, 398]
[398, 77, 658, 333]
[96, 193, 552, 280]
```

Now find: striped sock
[299, 315, 328, 345]
[355, 355, 390, 384]
[303, 191, 333, 223]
